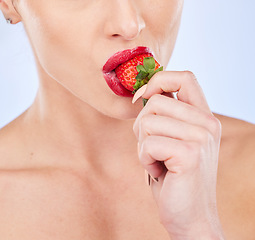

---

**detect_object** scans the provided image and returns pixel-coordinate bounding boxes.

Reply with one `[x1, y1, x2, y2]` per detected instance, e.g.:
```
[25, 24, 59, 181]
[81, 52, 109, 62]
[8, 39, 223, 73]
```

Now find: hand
[133, 71, 225, 239]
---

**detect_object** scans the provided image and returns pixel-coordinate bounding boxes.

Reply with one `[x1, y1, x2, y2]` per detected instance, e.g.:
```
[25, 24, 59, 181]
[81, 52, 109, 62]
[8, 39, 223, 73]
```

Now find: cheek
[146, 0, 183, 38]
[21, 1, 100, 87]
[144, 0, 183, 66]
[20, 1, 119, 114]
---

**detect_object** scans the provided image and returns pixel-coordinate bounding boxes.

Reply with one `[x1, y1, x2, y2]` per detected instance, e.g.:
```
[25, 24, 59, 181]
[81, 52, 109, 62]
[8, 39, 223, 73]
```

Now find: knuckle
[185, 142, 201, 160]
[139, 114, 153, 134]
[207, 115, 222, 138]
[185, 142, 201, 170]
[139, 137, 153, 164]
[165, 159, 184, 174]
[183, 70, 197, 82]
[147, 94, 161, 108]
[198, 129, 213, 144]
[142, 136, 153, 152]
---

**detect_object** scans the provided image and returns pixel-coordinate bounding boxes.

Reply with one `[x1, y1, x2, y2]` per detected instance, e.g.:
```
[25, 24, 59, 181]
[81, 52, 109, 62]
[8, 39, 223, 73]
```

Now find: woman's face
[15, 0, 184, 119]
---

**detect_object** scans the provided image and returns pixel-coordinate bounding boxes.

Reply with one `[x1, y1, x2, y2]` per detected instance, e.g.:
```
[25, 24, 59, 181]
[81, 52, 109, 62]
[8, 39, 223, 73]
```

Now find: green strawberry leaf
[132, 56, 163, 106]
[147, 66, 164, 80]
[136, 65, 146, 72]
[147, 69, 154, 73]
[135, 70, 149, 80]
[147, 72, 155, 80]
[133, 80, 142, 90]
[156, 66, 164, 72]
[143, 57, 155, 72]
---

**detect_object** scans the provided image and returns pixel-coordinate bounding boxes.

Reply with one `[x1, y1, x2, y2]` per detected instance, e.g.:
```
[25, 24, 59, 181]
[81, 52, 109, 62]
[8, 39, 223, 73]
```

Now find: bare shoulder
[0, 111, 50, 170]
[0, 112, 30, 170]
[214, 113, 255, 239]
[0, 168, 89, 239]
[0, 120, 83, 237]
[0, 115, 56, 201]
[214, 113, 255, 158]
[214, 112, 255, 180]
[0, 114, 54, 194]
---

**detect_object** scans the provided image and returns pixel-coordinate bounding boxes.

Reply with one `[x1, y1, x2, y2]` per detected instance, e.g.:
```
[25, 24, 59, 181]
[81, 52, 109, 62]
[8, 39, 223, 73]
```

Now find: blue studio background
[0, 0, 255, 128]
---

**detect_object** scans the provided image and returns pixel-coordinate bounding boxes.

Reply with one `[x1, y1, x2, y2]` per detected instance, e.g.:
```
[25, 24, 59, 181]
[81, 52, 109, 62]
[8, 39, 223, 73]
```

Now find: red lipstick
[102, 46, 154, 97]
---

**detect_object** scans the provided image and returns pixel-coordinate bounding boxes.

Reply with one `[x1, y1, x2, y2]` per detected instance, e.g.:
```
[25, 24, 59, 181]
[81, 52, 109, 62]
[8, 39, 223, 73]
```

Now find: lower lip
[103, 71, 133, 97]
[102, 46, 154, 97]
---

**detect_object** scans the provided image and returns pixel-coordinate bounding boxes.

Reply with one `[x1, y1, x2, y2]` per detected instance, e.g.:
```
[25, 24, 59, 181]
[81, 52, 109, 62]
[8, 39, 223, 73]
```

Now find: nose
[103, 0, 145, 41]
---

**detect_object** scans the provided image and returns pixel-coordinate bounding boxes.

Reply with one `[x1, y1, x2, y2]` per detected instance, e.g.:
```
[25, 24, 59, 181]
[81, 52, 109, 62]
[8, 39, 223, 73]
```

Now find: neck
[24, 68, 140, 175]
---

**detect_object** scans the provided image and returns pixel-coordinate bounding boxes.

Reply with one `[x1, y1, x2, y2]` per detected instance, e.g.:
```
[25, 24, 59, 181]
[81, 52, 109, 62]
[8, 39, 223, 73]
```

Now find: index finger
[142, 70, 211, 114]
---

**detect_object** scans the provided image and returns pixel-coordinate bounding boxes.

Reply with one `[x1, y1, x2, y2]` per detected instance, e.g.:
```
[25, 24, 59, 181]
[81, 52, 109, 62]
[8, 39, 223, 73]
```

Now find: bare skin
[1, 0, 255, 239]
[0, 107, 255, 240]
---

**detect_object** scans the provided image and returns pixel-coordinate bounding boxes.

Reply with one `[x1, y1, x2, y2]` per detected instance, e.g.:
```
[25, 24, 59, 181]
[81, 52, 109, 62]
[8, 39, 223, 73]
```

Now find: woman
[0, 0, 254, 239]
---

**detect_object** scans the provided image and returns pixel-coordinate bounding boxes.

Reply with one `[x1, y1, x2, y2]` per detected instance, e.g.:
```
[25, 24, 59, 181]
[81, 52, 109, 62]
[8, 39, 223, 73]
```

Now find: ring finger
[138, 114, 212, 145]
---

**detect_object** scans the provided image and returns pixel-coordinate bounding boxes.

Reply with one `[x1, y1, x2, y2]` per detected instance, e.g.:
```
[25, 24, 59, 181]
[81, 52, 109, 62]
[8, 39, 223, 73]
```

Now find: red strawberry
[115, 53, 162, 92]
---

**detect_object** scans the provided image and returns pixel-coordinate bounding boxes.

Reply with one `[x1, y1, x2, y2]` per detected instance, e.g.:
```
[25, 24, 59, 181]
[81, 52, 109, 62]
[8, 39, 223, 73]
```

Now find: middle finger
[138, 114, 212, 145]
[133, 94, 218, 139]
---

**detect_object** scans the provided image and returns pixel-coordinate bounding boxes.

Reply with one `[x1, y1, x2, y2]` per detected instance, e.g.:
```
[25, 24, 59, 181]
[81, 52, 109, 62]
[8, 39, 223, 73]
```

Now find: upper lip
[102, 46, 154, 73]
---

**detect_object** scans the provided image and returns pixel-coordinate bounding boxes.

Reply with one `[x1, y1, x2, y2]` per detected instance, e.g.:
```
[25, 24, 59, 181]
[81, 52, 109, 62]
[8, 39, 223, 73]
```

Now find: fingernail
[148, 173, 151, 186]
[150, 176, 159, 182]
[132, 84, 148, 104]
[144, 170, 151, 186]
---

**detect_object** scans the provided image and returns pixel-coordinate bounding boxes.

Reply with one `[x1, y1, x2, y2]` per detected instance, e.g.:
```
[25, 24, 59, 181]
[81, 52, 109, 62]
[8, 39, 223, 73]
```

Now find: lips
[102, 46, 154, 97]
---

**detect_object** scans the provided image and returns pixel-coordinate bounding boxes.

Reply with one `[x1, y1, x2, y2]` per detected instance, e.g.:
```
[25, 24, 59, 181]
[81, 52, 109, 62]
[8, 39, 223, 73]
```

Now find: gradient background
[0, 0, 254, 128]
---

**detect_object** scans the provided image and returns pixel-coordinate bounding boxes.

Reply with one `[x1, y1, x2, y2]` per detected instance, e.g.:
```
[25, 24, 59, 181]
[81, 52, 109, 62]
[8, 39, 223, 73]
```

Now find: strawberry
[115, 54, 163, 94]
